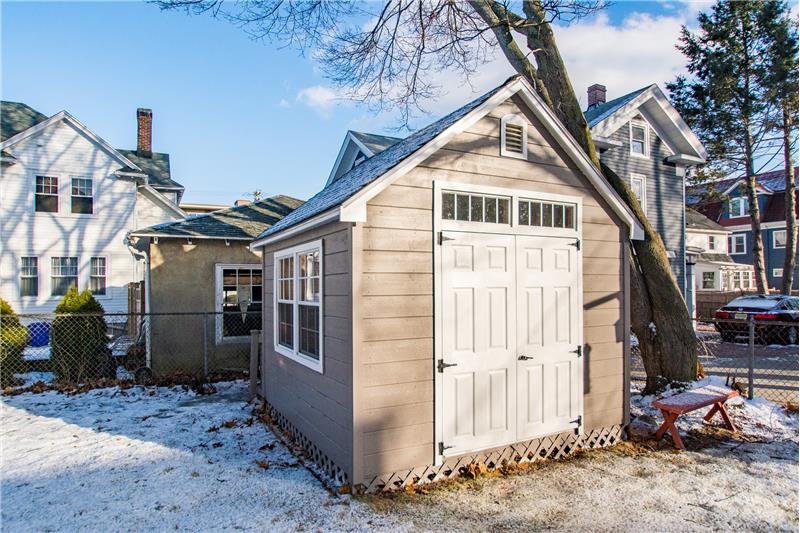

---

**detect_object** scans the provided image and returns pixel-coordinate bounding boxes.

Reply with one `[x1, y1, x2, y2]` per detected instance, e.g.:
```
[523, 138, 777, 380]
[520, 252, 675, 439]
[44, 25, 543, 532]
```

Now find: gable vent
[500, 114, 528, 160]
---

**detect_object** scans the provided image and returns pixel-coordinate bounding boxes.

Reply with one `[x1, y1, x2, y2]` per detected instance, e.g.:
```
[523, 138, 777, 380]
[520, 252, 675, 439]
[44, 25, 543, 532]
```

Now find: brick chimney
[587, 84, 607, 108]
[137, 108, 153, 158]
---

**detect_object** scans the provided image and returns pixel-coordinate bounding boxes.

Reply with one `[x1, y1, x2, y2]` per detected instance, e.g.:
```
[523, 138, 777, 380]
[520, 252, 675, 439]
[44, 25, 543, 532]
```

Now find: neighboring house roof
[584, 87, 650, 128]
[1, 101, 48, 141]
[687, 167, 798, 203]
[117, 149, 184, 191]
[131, 195, 303, 240]
[350, 131, 402, 155]
[254, 75, 644, 245]
[585, 84, 706, 163]
[685, 208, 727, 232]
[698, 252, 737, 264]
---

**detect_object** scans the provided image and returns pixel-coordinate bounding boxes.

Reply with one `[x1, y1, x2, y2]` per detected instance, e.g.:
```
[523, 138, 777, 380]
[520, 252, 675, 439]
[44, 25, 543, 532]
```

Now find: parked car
[714, 295, 799, 345]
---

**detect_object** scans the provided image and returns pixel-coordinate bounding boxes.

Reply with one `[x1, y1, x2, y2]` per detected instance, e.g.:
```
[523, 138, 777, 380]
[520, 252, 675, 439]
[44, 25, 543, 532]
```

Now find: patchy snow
[631, 376, 799, 443]
[648, 321, 657, 335]
[22, 345, 50, 361]
[2, 380, 797, 532]
[12, 371, 55, 388]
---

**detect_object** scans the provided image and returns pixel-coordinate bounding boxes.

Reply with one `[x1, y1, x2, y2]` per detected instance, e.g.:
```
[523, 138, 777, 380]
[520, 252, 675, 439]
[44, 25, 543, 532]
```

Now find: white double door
[441, 231, 582, 456]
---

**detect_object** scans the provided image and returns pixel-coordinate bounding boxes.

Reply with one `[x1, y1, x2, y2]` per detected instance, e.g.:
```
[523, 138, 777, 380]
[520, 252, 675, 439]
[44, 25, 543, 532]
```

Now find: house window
[630, 120, 648, 157]
[708, 236, 716, 250]
[20, 257, 38, 297]
[731, 270, 754, 290]
[500, 114, 527, 159]
[216, 265, 263, 341]
[728, 234, 746, 255]
[630, 174, 647, 215]
[773, 229, 787, 249]
[773, 268, 784, 278]
[35, 176, 59, 213]
[702, 271, 716, 289]
[274, 241, 323, 372]
[51, 257, 78, 296]
[442, 192, 510, 224]
[518, 199, 576, 229]
[728, 197, 748, 217]
[71, 178, 93, 214]
[90, 257, 107, 295]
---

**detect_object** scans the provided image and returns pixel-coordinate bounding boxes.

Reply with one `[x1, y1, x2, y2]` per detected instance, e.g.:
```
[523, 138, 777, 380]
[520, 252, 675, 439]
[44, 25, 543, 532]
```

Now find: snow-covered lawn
[2, 381, 797, 532]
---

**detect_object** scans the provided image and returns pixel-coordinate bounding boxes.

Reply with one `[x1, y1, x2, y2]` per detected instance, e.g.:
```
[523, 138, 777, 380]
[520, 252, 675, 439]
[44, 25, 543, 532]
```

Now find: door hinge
[439, 442, 455, 455]
[438, 232, 455, 245]
[569, 239, 581, 251]
[572, 415, 582, 435]
[437, 359, 458, 373]
[571, 346, 582, 357]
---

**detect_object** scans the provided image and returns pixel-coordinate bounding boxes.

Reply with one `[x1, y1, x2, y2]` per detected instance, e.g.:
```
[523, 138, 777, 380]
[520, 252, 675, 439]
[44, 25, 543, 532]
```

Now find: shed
[251, 76, 644, 491]
[128, 195, 302, 374]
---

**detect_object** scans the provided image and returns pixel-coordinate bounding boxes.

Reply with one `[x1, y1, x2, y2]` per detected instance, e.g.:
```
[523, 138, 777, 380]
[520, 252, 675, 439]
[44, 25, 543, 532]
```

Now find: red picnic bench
[651, 384, 740, 450]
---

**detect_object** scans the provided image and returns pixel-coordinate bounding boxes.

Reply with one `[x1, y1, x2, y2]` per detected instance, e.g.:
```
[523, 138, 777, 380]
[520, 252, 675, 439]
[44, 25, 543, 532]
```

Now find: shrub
[51, 287, 112, 382]
[0, 298, 29, 386]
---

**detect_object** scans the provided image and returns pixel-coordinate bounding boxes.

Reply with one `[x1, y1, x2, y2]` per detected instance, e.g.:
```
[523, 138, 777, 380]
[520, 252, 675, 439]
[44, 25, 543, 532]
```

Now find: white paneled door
[440, 231, 582, 455]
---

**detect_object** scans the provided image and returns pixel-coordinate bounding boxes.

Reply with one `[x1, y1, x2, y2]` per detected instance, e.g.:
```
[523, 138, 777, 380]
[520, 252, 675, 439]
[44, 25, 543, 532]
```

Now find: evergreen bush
[51, 287, 112, 382]
[0, 298, 29, 386]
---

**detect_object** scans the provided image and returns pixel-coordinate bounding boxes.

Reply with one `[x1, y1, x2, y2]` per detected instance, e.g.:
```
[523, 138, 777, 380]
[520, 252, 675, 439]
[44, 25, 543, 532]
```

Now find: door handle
[518, 355, 533, 361]
[437, 360, 458, 373]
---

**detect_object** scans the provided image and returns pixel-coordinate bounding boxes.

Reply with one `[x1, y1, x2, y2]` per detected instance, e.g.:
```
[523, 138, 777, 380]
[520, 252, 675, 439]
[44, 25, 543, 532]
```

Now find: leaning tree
[157, 0, 698, 388]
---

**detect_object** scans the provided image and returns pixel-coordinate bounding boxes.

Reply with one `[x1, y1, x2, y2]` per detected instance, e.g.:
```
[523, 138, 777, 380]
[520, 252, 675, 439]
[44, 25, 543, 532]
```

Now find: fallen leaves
[255, 460, 270, 470]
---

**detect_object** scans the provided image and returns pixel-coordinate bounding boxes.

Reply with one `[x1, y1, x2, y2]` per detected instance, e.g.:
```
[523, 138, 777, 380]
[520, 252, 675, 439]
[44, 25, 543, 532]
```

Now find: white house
[0, 103, 185, 314]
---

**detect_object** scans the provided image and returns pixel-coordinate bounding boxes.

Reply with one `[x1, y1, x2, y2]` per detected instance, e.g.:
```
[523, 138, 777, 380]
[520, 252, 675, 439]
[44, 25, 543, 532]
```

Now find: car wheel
[786, 326, 799, 346]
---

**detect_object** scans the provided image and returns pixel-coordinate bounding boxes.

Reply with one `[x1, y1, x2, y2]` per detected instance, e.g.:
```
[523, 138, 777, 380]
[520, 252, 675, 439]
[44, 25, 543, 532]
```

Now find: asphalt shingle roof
[686, 208, 726, 232]
[134, 195, 303, 240]
[699, 252, 735, 264]
[1, 101, 48, 142]
[583, 86, 651, 128]
[350, 131, 402, 154]
[117, 149, 184, 191]
[256, 79, 511, 241]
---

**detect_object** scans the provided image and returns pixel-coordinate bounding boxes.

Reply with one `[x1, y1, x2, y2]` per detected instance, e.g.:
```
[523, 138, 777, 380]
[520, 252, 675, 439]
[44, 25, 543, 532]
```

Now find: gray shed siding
[260, 221, 355, 479]
[599, 122, 686, 296]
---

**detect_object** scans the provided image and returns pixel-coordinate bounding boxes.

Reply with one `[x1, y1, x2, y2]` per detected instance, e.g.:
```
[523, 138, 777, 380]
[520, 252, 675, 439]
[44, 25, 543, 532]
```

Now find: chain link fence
[0, 311, 259, 390]
[632, 317, 799, 405]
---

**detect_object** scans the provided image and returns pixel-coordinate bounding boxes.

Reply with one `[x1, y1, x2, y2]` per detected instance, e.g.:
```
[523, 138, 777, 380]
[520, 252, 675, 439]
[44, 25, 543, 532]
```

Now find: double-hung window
[274, 241, 323, 372]
[35, 176, 59, 213]
[215, 265, 263, 342]
[630, 120, 648, 157]
[729, 234, 746, 255]
[71, 178, 93, 214]
[708, 236, 716, 250]
[51, 257, 78, 296]
[20, 257, 38, 297]
[630, 174, 647, 215]
[702, 271, 715, 290]
[728, 197, 748, 218]
[90, 257, 107, 295]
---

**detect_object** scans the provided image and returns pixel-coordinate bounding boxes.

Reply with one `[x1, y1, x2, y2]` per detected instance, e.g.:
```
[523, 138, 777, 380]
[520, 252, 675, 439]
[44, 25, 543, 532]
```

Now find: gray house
[584, 84, 707, 298]
[251, 76, 644, 491]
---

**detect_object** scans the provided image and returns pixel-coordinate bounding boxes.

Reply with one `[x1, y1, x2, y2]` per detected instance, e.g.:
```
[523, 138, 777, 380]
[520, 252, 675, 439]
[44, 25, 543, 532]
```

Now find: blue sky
[2, 1, 707, 205]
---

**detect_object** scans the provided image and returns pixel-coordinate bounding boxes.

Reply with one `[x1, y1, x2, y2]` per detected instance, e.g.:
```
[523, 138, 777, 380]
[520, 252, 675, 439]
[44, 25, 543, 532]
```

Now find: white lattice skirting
[267, 401, 624, 493]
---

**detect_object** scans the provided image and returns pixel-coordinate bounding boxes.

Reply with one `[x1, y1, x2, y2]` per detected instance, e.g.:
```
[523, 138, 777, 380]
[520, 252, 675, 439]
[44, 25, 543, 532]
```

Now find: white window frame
[773, 268, 784, 278]
[20, 256, 39, 298]
[773, 229, 787, 249]
[89, 256, 109, 298]
[215, 264, 264, 344]
[630, 174, 647, 215]
[707, 235, 716, 251]
[741, 270, 754, 290]
[500, 114, 528, 160]
[728, 196, 748, 218]
[70, 176, 94, 215]
[273, 240, 324, 373]
[701, 271, 716, 290]
[50, 256, 78, 296]
[629, 120, 649, 158]
[729, 234, 747, 255]
[34, 174, 60, 214]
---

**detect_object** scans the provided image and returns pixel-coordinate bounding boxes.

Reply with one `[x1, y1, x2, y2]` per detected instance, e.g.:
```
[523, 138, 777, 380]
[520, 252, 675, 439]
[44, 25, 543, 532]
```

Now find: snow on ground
[2, 380, 797, 532]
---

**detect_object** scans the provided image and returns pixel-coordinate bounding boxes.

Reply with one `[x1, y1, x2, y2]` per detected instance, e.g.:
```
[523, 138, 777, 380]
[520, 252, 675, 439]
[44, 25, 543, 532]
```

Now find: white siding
[687, 230, 728, 253]
[0, 119, 178, 314]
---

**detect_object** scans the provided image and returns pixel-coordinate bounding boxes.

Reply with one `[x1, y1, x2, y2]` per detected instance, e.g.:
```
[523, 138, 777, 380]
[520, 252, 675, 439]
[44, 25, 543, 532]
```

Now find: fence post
[249, 330, 260, 400]
[202, 313, 209, 377]
[747, 316, 755, 400]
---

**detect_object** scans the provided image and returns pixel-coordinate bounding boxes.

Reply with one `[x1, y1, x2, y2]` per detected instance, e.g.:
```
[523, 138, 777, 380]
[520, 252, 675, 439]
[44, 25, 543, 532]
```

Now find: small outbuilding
[129, 195, 301, 374]
[251, 76, 644, 491]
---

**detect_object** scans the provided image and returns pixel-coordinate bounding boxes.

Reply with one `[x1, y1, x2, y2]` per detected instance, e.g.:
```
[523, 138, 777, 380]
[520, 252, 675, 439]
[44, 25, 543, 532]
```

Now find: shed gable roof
[132, 195, 303, 240]
[254, 76, 644, 246]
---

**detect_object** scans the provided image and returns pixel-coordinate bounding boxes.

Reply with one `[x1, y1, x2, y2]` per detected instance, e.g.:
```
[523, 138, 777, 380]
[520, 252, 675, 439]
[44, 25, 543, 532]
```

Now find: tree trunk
[518, 0, 697, 386]
[743, 132, 769, 294]
[781, 104, 797, 295]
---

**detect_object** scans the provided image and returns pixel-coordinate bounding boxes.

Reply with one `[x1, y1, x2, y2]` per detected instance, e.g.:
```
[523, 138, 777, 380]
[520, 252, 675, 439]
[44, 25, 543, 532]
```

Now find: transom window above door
[518, 199, 576, 229]
[441, 191, 510, 224]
